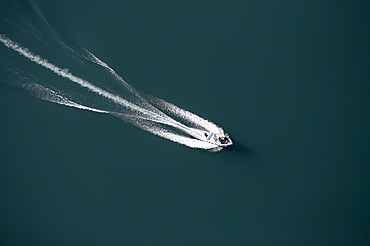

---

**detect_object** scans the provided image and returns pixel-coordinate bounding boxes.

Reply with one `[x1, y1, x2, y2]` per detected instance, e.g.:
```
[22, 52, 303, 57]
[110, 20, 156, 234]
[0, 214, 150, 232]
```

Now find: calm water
[1, 0, 369, 244]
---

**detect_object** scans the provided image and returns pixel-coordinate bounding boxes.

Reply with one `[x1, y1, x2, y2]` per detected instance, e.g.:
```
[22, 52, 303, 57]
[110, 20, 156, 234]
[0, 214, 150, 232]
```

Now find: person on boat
[219, 137, 225, 144]
[219, 137, 229, 144]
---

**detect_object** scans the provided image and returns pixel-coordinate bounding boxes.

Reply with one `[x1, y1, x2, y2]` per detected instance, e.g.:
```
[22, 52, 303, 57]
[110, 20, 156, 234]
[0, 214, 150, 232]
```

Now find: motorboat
[204, 132, 233, 147]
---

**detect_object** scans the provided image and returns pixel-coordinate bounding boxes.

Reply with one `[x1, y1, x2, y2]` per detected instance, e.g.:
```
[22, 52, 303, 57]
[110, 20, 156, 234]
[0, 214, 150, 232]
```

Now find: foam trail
[23, 83, 109, 113]
[0, 34, 223, 149]
[81, 51, 226, 139]
[0, 34, 176, 124]
[0, 35, 155, 117]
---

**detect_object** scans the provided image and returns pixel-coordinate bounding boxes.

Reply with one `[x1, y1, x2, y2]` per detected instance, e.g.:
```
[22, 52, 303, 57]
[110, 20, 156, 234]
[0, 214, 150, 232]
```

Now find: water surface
[0, 0, 369, 244]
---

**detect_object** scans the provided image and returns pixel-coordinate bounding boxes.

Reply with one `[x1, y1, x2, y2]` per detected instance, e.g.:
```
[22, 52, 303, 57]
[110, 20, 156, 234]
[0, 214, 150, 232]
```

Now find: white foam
[0, 34, 226, 150]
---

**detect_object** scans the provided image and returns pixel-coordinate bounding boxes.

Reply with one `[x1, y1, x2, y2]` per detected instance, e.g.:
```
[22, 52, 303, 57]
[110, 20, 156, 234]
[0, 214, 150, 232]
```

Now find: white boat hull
[205, 132, 233, 147]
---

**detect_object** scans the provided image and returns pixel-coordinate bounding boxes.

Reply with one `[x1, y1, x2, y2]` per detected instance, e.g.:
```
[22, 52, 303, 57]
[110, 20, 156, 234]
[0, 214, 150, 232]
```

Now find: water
[1, 0, 369, 244]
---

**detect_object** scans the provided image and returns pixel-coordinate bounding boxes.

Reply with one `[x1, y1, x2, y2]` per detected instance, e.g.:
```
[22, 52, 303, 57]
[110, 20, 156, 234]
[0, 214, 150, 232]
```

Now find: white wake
[0, 34, 226, 150]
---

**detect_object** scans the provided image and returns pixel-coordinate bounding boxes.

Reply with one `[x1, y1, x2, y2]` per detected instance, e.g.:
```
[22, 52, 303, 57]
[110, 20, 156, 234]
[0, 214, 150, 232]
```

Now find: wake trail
[0, 34, 211, 146]
[1, 36, 174, 125]
[0, 35, 153, 118]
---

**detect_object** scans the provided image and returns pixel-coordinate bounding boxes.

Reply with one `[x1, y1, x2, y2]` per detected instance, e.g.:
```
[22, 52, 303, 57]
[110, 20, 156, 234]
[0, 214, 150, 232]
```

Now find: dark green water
[1, 0, 369, 244]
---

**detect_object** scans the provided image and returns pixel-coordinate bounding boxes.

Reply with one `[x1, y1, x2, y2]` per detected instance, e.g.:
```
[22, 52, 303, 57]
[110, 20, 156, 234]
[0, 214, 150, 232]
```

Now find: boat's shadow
[222, 140, 257, 158]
